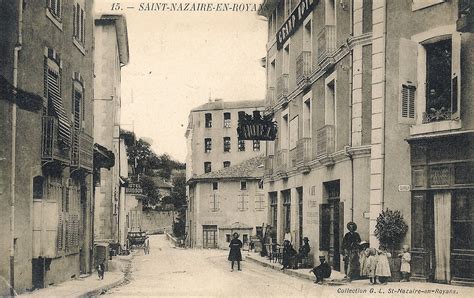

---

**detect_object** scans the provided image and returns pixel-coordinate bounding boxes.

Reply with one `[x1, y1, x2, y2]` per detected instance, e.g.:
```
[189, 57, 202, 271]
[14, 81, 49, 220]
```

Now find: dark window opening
[238, 139, 245, 152]
[223, 161, 231, 168]
[204, 138, 212, 153]
[205, 113, 212, 128]
[224, 112, 231, 128]
[33, 176, 44, 199]
[253, 140, 260, 151]
[212, 182, 218, 190]
[240, 181, 247, 190]
[204, 162, 212, 173]
[223, 137, 231, 152]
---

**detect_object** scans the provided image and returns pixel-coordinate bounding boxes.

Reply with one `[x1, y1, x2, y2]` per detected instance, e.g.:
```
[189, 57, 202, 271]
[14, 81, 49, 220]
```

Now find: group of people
[281, 237, 311, 270]
[343, 221, 411, 285]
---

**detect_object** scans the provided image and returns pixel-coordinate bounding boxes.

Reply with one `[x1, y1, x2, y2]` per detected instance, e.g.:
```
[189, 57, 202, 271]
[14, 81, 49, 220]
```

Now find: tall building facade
[259, 0, 474, 284]
[93, 15, 129, 252]
[0, 0, 95, 293]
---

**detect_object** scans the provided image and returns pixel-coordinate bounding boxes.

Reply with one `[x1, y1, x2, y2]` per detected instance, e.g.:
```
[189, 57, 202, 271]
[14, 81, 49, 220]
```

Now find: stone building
[187, 156, 267, 248]
[93, 14, 129, 254]
[259, 0, 474, 284]
[0, 0, 95, 294]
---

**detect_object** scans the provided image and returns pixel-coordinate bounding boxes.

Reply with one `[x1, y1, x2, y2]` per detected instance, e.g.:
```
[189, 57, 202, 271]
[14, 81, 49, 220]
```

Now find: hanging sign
[237, 111, 278, 141]
[126, 183, 143, 195]
[276, 0, 317, 50]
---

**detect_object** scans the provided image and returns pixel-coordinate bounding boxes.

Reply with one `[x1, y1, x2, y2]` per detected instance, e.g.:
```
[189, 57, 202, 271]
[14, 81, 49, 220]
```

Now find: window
[47, 0, 62, 19]
[73, 3, 86, 45]
[283, 43, 290, 75]
[224, 112, 231, 128]
[238, 195, 249, 211]
[226, 234, 231, 242]
[33, 176, 44, 199]
[253, 140, 260, 151]
[238, 111, 246, 120]
[325, 75, 336, 126]
[240, 181, 247, 190]
[243, 234, 248, 244]
[303, 95, 312, 137]
[223, 161, 231, 168]
[204, 138, 212, 153]
[204, 162, 212, 173]
[212, 182, 218, 191]
[281, 111, 289, 150]
[289, 116, 299, 150]
[205, 113, 212, 128]
[283, 191, 291, 233]
[255, 195, 265, 211]
[209, 193, 219, 212]
[270, 193, 278, 228]
[223, 137, 231, 152]
[238, 139, 246, 152]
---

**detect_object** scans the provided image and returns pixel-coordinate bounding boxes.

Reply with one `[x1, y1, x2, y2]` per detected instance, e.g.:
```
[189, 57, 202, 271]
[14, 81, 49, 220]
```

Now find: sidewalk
[20, 254, 132, 297]
[245, 252, 346, 285]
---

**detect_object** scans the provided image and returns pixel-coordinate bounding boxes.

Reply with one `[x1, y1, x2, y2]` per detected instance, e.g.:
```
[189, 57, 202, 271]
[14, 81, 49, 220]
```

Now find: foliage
[374, 209, 409, 251]
[139, 176, 161, 207]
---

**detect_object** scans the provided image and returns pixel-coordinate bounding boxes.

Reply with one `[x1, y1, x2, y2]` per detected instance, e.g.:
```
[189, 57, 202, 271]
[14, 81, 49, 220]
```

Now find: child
[367, 248, 378, 284]
[97, 263, 105, 280]
[399, 244, 411, 282]
[375, 245, 391, 285]
[310, 255, 332, 284]
[359, 241, 369, 278]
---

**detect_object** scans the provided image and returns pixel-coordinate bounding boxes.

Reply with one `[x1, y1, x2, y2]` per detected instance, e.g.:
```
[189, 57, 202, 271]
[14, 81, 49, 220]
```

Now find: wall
[141, 211, 176, 234]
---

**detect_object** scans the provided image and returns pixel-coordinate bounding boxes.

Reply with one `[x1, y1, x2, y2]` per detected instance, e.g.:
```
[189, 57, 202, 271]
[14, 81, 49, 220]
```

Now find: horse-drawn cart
[127, 231, 150, 254]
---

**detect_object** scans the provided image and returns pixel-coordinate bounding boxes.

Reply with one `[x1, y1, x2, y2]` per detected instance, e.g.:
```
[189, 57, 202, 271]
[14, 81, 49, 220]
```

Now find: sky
[95, 0, 268, 162]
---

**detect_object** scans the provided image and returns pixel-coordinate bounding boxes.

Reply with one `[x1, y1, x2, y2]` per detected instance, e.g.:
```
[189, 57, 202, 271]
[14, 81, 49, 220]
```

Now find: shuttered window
[73, 3, 86, 45]
[401, 84, 416, 119]
[48, 0, 62, 19]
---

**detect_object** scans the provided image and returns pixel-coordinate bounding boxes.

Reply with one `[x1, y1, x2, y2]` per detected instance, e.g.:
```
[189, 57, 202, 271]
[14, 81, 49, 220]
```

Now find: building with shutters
[93, 15, 129, 255]
[259, 0, 474, 284]
[0, 0, 95, 294]
[187, 156, 267, 249]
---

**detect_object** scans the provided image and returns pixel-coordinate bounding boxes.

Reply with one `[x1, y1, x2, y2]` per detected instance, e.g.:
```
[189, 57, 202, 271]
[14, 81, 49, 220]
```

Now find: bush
[374, 209, 408, 251]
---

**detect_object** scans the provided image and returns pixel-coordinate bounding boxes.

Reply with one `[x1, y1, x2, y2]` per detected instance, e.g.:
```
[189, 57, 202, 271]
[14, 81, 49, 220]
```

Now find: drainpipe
[10, 0, 23, 295]
[347, 0, 354, 222]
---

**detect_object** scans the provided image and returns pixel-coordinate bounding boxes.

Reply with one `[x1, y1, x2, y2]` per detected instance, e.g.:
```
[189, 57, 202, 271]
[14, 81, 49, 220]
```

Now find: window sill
[46, 9, 63, 31]
[410, 119, 462, 136]
[73, 38, 86, 55]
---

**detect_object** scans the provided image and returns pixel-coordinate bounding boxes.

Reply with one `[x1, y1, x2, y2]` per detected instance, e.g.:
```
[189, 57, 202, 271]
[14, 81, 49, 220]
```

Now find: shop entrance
[203, 225, 217, 248]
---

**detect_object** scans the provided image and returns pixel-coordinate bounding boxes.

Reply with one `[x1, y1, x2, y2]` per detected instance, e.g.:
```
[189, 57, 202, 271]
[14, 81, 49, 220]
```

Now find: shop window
[204, 162, 212, 173]
[253, 140, 260, 151]
[238, 139, 246, 152]
[205, 113, 212, 128]
[223, 137, 231, 152]
[224, 112, 231, 128]
[204, 138, 212, 153]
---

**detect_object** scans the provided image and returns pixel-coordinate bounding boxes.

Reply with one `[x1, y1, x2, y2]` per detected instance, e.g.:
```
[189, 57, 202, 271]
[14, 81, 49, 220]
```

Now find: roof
[149, 176, 173, 189]
[190, 155, 265, 181]
[95, 15, 130, 65]
[190, 99, 265, 112]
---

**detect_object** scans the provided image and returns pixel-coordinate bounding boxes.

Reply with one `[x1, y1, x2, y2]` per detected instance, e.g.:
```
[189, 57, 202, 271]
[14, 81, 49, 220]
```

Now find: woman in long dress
[228, 232, 243, 271]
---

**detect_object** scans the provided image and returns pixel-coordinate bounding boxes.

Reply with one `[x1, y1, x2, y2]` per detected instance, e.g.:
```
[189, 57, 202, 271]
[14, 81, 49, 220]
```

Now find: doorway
[203, 225, 217, 248]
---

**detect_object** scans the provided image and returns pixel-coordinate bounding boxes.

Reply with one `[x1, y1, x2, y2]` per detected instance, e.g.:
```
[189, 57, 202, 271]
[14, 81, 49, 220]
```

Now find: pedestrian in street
[342, 221, 361, 281]
[367, 248, 378, 284]
[296, 237, 311, 268]
[310, 255, 331, 284]
[399, 244, 411, 282]
[375, 245, 392, 285]
[359, 241, 370, 278]
[228, 232, 243, 271]
[281, 240, 297, 270]
[97, 262, 105, 280]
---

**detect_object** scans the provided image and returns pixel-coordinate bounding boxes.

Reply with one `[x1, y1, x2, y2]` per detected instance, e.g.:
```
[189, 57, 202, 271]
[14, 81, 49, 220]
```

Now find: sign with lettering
[276, 0, 317, 50]
[237, 111, 278, 141]
[126, 183, 143, 195]
[398, 184, 411, 192]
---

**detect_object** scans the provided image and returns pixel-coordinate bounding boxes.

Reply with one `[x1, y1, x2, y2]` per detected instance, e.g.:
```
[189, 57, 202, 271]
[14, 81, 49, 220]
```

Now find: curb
[246, 255, 347, 286]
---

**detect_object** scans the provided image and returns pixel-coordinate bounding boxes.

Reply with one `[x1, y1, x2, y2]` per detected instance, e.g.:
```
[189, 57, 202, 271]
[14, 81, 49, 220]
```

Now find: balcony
[275, 149, 289, 178]
[277, 74, 289, 102]
[296, 138, 312, 173]
[71, 130, 94, 172]
[41, 116, 71, 164]
[317, 26, 336, 68]
[316, 125, 335, 166]
[265, 87, 276, 112]
[265, 155, 274, 176]
[296, 51, 312, 88]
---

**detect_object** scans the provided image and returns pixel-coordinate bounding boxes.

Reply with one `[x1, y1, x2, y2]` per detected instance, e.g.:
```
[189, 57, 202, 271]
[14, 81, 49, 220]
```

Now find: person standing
[342, 222, 361, 281]
[228, 232, 243, 271]
[376, 245, 392, 284]
[399, 244, 411, 282]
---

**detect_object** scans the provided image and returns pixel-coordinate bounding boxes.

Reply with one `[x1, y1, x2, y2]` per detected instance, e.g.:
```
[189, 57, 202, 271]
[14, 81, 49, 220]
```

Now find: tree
[139, 176, 161, 207]
[170, 173, 186, 237]
[374, 209, 409, 251]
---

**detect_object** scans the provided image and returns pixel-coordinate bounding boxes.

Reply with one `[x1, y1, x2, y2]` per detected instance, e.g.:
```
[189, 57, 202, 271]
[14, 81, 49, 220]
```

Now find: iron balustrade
[41, 116, 71, 163]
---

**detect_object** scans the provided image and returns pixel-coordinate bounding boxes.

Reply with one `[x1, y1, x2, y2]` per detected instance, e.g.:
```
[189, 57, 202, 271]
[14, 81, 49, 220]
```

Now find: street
[106, 235, 318, 296]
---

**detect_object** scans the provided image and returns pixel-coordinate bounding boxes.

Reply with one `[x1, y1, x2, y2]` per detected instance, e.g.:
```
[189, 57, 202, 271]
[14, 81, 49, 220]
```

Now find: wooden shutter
[338, 201, 344, 252]
[319, 204, 330, 250]
[399, 38, 418, 123]
[451, 33, 461, 118]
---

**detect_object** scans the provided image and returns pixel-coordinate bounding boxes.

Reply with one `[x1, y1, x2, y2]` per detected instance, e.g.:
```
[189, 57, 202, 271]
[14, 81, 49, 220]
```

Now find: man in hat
[310, 254, 332, 284]
[342, 221, 361, 280]
[296, 237, 311, 268]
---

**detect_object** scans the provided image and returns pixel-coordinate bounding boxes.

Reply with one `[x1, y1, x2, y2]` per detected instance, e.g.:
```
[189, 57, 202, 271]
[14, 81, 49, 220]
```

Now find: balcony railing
[265, 87, 276, 109]
[275, 149, 289, 173]
[265, 155, 274, 176]
[277, 74, 289, 100]
[42, 116, 71, 163]
[317, 25, 336, 65]
[71, 130, 94, 171]
[296, 137, 312, 164]
[296, 51, 312, 83]
[290, 147, 298, 168]
[316, 125, 335, 156]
